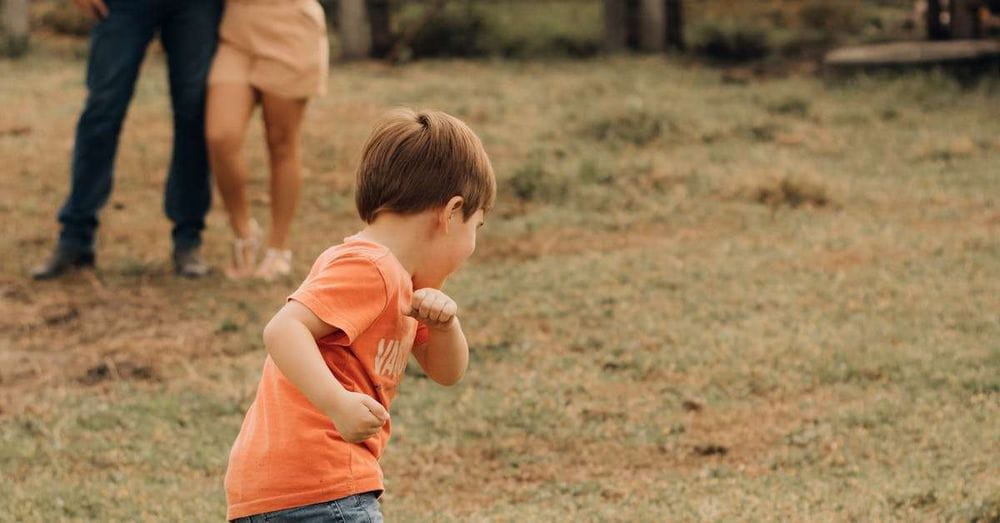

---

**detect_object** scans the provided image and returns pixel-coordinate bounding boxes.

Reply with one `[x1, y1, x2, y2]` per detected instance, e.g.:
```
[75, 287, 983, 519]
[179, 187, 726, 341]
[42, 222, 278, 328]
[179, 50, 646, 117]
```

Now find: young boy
[224, 109, 495, 522]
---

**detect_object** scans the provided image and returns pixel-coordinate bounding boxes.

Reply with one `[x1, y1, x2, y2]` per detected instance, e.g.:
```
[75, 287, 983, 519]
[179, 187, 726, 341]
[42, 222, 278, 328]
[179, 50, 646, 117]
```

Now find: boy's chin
[412, 273, 447, 290]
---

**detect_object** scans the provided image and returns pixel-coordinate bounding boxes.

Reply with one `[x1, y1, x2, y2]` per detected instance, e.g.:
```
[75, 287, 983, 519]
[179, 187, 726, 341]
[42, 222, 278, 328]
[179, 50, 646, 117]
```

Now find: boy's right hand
[327, 391, 389, 443]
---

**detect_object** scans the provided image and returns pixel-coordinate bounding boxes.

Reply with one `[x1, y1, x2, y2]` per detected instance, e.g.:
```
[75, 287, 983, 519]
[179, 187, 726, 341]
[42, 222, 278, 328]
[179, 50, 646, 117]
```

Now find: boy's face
[427, 207, 484, 283]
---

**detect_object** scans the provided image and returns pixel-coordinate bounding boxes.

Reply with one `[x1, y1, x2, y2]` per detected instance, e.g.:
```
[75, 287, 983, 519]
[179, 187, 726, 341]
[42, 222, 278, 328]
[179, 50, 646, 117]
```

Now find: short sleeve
[414, 321, 430, 347]
[288, 255, 388, 343]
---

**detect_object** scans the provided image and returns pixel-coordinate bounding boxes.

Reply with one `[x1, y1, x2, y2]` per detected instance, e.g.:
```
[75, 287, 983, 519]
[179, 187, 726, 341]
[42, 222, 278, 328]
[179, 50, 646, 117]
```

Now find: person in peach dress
[206, 0, 328, 280]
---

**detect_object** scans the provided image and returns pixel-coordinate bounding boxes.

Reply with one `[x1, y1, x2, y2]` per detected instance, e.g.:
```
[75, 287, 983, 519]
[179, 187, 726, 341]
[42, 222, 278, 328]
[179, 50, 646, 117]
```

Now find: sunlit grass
[1, 42, 998, 521]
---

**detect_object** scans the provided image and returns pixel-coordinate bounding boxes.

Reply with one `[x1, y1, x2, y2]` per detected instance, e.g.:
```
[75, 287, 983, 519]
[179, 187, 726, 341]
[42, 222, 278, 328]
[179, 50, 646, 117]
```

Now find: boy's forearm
[263, 318, 348, 414]
[420, 319, 469, 386]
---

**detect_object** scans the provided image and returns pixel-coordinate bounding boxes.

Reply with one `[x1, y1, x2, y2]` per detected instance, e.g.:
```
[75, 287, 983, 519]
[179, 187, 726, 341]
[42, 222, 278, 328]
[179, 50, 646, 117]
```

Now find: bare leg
[205, 83, 257, 239]
[260, 91, 308, 251]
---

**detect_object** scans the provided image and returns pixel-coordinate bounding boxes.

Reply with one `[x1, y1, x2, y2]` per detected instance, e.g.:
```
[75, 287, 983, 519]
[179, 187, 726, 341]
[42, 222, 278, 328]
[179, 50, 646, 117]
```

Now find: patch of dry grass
[727, 169, 836, 209]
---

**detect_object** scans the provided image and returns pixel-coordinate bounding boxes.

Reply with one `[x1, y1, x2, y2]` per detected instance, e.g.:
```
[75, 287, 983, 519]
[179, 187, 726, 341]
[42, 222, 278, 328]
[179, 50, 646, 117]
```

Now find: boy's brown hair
[355, 108, 496, 224]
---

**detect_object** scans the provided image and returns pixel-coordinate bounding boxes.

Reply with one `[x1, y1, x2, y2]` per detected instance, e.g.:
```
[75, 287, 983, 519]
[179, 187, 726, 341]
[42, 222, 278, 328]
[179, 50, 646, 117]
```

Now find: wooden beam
[825, 39, 1000, 67]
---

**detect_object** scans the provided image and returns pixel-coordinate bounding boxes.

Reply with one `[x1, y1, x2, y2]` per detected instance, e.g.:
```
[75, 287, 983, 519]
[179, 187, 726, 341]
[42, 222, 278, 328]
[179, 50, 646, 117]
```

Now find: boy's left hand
[407, 288, 458, 331]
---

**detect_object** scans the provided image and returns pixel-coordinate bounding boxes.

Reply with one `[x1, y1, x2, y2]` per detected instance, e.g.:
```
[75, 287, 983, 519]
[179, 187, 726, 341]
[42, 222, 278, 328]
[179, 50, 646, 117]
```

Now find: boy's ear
[439, 196, 464, 233]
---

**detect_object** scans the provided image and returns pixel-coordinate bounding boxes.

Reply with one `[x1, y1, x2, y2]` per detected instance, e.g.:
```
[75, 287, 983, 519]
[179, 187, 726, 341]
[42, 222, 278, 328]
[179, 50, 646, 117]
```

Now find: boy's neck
[355, 213, 433, 279]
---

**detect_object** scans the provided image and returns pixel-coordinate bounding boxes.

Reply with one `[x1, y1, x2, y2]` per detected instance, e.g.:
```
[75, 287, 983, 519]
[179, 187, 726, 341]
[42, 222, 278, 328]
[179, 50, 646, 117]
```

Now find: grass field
[1, 39, 999, 521]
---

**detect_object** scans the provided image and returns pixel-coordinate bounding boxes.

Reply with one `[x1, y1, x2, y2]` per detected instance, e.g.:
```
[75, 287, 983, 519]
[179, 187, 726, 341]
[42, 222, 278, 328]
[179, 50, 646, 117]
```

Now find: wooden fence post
[949, 0, 982, 38]
[607, 0, 683, 54]
[1, 0, 30, 57]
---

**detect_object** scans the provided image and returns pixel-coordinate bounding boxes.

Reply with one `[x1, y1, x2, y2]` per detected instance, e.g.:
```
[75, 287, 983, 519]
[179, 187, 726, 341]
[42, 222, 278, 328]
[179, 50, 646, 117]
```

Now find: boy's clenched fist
[407, 288, 459, 330]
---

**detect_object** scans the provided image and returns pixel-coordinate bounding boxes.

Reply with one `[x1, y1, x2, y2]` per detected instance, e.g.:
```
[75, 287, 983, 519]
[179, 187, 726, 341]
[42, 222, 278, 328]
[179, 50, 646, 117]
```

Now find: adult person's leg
[205, 81, 258, 278]
[254, 92, 308, 280]
[33, 0, 157, 279]
[159, 0, 223, 277]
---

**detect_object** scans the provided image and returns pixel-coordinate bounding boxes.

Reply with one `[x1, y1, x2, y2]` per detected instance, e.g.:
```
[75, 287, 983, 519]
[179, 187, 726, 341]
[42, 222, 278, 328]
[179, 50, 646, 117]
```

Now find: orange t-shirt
[225, 236, 429, 520]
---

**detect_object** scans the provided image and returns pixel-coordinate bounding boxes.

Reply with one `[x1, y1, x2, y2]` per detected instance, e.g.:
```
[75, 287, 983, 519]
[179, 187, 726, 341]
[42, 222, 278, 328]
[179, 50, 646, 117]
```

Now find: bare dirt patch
[0, 275, 220, 416]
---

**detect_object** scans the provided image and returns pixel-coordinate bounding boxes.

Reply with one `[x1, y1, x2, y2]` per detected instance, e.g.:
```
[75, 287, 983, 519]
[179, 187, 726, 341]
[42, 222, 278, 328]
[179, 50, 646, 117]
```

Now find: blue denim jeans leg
[159, 0, 222, 250]
[231, 492, 384, 523]
[57, 0, 221, 251]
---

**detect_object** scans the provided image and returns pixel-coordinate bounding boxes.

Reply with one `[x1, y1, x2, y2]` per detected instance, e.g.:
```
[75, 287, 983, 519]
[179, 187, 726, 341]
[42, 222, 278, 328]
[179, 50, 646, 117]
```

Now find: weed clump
[81, 360, 157, 385]
[765, 96, 811, 117]
[577, 159, 613, 185]
[952, 494, 1000, 522]
[505, 158, 568, 203]
[913, 136, 983, 162]
[736, 121, 784, 143]
[586, 111, 667, 146]
[754, 177, 831, 208]
[732, 171, 835, 209]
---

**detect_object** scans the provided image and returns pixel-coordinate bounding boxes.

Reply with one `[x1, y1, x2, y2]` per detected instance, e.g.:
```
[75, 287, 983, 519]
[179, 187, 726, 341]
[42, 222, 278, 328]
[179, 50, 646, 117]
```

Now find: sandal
[225, 219, 261, 280]
[254, 248, 293, 282]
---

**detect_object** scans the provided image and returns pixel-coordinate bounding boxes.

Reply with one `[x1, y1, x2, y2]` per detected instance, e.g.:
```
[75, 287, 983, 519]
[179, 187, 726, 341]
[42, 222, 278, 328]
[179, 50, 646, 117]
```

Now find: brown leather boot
[31, 245, 95, 280]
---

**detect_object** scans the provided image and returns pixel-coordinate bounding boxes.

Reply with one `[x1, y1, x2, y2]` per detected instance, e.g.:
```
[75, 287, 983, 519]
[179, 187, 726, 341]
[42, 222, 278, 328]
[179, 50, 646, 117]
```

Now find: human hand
[327, 391, 389, 443]
[72, 0, 109, 20]
[407, 288, 458, 331]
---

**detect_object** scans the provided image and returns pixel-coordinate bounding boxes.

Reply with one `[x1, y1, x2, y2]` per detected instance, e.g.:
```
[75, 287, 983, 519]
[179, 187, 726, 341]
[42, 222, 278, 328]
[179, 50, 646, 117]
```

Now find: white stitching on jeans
[328, 497, 346, 523]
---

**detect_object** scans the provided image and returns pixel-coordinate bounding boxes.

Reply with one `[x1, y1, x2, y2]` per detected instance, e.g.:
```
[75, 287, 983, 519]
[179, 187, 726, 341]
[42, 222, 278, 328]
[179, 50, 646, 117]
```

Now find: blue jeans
[232, 492, 384, 523]
[58, 0, 222, 251]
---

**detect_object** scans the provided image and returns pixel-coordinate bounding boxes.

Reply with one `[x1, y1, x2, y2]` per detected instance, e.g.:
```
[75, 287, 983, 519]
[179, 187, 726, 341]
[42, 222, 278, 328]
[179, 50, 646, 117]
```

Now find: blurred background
[1, 1, 998, 521]
[8, 0, 1000, 61]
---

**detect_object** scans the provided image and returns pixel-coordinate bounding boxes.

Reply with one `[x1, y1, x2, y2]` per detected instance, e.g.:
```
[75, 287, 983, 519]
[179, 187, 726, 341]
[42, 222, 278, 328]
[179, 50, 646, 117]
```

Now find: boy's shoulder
[316, 238, 390, 265]
[291, 238, 405, 342]
[307, 237, 399, 282]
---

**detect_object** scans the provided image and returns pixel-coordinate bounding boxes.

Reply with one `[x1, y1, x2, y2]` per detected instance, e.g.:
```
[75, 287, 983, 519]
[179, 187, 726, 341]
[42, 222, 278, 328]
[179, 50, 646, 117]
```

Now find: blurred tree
[925, 0, 987, 39]
[639, 0, 665, 52]
[927, 0, 949, 39]
[666, 0, 684, 50]
[1, 0, 30, 57]
[383, 0, 446, 62]
[337, 0, 447, 61]
[603, 0, 629, 52]
[368, 0, 392, 58]
[339, 0, 372, 60]
[604, 0, 682, 54]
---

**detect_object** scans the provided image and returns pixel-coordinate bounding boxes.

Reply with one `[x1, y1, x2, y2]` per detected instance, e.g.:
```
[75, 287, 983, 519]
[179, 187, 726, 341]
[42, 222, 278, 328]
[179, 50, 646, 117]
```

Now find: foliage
[407, 2, 492, 58]
[505, 156, 569, 203]
[798, 1, 861, 34]
[400, 0, 602, 59]
[690, 19, 772, 62]
[586, 110, 667, 146]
